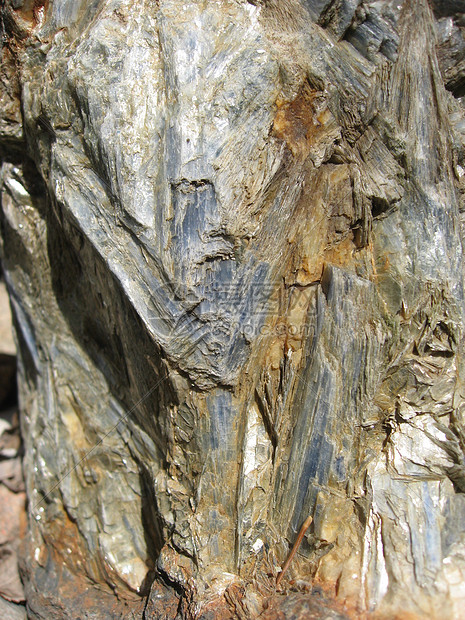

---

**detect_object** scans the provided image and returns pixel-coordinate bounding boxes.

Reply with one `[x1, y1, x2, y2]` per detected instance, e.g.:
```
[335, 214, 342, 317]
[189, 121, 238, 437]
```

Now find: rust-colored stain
[41, 510, 88, 577]
[260, 588, 353, 620]
[29, 509, 145, 615]
[324, 236, 357, 269]
[273, 84, 331, 160]
[145, 579, 180, 619]
[12, 0, 48, 26]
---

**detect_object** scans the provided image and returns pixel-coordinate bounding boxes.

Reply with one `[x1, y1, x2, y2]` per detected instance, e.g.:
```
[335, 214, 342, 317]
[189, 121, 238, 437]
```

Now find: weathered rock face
[1, 0, 465, 617]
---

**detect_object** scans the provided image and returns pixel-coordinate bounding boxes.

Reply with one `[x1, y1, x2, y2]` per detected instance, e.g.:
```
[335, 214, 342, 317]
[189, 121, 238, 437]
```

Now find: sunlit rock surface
[1, 0, 465, 617]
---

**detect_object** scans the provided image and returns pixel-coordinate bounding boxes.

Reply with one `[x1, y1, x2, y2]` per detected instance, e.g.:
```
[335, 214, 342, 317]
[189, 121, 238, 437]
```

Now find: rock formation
[1, 0, 465, 617]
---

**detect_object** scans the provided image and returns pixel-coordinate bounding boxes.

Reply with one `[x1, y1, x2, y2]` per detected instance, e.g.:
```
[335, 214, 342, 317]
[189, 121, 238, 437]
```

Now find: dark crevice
[254, 388, 278, 456]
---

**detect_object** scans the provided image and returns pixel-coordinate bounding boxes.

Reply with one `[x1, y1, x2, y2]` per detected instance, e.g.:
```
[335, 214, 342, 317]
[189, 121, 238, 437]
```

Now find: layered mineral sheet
[1, 0, 465, 617]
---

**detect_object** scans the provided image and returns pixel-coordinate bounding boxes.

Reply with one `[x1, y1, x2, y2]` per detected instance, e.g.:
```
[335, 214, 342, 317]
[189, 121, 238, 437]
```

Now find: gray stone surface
[0, 597, 26, 620]
[1, 0, 465, 617]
